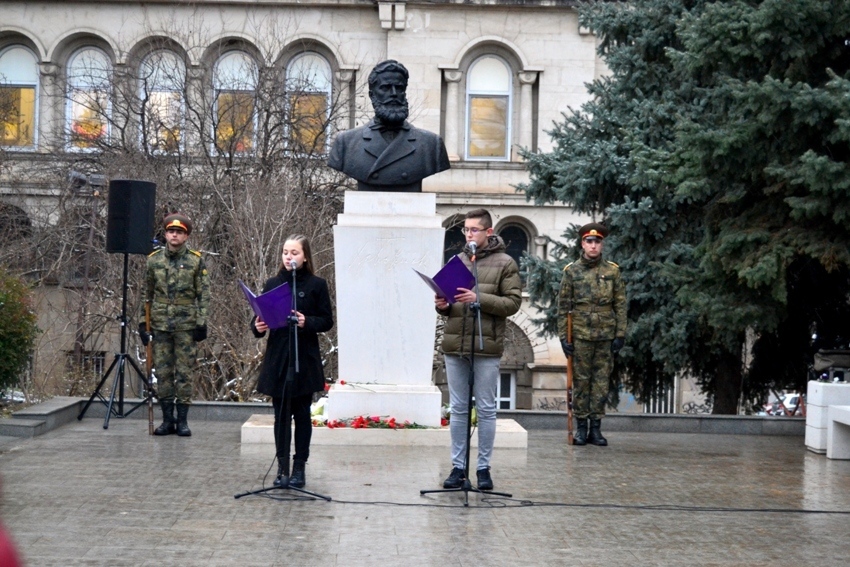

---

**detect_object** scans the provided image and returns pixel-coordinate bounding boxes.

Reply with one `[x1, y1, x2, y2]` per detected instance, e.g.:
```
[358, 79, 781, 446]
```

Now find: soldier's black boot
[587, 418, 608, 446]
[176, 404, 192, 437]
[154, 401, 176, 436]
[290, 460, 306, 488]
[573, 418, 588, 445]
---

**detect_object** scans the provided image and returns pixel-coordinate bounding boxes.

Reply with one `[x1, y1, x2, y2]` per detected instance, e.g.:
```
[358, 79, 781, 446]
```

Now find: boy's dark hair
[465, 208, 492, 229]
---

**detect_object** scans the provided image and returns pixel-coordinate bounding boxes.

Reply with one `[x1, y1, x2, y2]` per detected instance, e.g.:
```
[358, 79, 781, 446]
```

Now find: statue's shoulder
[409, 124, 440, 140]
[333, 127, 355, 142]
[345, 122, 373, 136]
[332, 124, 371, 151]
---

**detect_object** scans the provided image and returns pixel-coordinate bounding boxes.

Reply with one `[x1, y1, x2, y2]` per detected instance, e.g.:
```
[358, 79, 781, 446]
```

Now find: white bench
[827, 405, 850, 459]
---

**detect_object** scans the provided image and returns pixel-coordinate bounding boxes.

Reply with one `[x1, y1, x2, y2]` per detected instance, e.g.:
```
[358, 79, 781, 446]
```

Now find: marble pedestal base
[328, 191, 445, 427]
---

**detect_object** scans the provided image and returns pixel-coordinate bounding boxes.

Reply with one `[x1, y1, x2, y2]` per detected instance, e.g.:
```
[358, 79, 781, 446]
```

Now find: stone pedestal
[805, 380, 850, 453]
[328, 191, 444, 427]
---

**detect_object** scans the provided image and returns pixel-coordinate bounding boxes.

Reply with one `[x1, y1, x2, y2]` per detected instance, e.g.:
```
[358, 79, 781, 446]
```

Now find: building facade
[0, 0, 601, 409]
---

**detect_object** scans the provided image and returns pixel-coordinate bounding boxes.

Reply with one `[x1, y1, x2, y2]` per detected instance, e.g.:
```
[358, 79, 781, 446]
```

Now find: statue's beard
[373, 100, 409, 127]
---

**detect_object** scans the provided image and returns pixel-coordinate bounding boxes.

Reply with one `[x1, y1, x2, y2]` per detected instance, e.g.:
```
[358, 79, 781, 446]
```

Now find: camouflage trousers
[153, 330, 196, 404]
[572, 338, 613, 420]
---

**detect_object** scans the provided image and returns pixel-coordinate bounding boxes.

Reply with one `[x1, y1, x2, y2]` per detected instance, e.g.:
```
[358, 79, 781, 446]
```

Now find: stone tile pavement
[1, 418, 849, 566]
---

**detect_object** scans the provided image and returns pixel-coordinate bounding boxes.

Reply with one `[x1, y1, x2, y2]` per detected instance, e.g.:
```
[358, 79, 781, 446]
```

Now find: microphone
[290, 260, 298, 270]
[468, 241, 477, 262]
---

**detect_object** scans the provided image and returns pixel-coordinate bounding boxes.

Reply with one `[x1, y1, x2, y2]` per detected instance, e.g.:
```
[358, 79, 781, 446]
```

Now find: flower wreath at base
[314, 415, 435, 429]
[310, 391, 451, 428]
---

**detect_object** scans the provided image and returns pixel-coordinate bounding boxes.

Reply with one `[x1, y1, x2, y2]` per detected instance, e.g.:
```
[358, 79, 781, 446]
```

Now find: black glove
[138, 323, 151, 346]
[193, 324, 208, 342]
[560, 339, 574, 357]
[611, 337, 625, 354]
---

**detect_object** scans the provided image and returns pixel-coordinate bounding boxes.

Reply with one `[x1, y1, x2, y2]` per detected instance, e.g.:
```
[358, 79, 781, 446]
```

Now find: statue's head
[368, 60, 409, 127]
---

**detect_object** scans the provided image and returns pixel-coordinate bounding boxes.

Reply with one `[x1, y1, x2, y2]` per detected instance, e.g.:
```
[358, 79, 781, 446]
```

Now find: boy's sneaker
[443, 467, 465, 488]
[476, 468, 494, 490]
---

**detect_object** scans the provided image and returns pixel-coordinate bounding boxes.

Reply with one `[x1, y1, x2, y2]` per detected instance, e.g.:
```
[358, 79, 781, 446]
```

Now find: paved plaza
[1, 417, 849, 566]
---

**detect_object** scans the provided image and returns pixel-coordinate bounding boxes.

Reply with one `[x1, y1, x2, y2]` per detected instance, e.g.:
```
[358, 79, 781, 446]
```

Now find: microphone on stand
[468, 241, 477, 262]
[289, 260, 299, 326]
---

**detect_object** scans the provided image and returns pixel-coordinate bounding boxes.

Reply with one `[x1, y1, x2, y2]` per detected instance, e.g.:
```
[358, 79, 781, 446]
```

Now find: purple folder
[238, 280, 292, 329]
[413, 255, 475, 304]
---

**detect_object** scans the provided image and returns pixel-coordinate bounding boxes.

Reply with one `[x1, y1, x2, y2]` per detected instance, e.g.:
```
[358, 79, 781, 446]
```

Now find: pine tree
[521, 0, 850, 413]
[522, 0, 721, 409]
[667, 0, 850, 399]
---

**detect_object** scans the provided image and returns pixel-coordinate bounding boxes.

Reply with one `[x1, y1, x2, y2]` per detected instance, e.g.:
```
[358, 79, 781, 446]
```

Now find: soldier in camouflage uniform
[139, 213, 210, 437]
[558, 223, 627, 446]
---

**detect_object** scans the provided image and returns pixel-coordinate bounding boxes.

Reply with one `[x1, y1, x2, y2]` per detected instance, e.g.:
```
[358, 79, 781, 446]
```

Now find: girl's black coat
[252, 268, 334, 399]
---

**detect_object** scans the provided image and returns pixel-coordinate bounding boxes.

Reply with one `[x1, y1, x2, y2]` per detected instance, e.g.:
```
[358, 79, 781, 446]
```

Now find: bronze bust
[328, 60, 451, 192]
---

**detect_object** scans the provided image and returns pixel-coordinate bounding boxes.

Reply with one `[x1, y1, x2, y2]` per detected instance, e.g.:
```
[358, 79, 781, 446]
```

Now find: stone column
[442, 69, 462, 161]
[38, 63, 61, 149]
[518, 71, 538, 156]
[534, 235, 548, 260]
[443, 69, 464, 161]
[112, 63, 133, 144]
[328, 191, 445, 427]
[184, 65, 206, 153]
[335, 69, 356, 131]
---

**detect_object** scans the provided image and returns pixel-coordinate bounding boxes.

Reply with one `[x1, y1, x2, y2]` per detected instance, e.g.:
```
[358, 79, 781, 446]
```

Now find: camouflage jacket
[558, 254, 626, 342]
[145, 245, 210, 332]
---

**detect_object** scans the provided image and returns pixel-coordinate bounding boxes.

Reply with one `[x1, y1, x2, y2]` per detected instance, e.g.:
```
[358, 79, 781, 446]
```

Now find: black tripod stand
[78, 253, 155, 429]
[421, 248, 512, 505]
[236, 266, 330, 501]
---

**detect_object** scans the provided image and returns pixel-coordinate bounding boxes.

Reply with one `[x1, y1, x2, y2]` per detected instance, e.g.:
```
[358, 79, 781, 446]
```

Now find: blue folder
[238, 280, 292, 329]
[413, 255, 475, 304]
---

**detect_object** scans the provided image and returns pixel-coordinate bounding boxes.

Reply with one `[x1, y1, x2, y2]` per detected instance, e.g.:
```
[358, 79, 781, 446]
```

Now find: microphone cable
[251, 492, 850, 514]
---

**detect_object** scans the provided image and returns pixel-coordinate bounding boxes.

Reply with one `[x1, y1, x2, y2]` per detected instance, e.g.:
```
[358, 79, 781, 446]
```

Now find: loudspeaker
[106, 179, 156, 254]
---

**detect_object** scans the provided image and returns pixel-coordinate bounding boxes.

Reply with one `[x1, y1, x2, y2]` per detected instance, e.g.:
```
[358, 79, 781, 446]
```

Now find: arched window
[286, 52, 332, 153]
[0, 45, 38, 148]
[140, 50, 185, 154]
[499, 223, 530, 281]
[67, 47, 111, 150]
[466, 55, 511, 161]
[213, 51, 258, 154]
[0, 202, 32, 241]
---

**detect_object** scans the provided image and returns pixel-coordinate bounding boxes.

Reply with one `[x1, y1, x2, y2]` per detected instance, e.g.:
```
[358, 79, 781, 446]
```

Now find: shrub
[0, 268, 39, 392]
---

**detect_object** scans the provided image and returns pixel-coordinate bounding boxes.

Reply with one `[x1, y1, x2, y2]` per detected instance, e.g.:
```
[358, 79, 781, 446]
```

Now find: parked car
[764, 393, 804, 416]
[0, 390, 25, 405]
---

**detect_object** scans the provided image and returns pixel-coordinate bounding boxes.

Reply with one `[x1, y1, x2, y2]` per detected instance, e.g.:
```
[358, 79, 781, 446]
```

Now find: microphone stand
[421, 243, 512, 505]
[235, 264, 330, 501]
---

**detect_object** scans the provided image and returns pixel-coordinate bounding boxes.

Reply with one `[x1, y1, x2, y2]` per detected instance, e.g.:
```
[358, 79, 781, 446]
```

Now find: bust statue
[328, 60, 451, 192]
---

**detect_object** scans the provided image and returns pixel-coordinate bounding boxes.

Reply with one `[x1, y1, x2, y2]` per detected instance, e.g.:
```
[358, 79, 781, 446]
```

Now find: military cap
[163, 213, 192, 235]
[579, 222, 608, 240]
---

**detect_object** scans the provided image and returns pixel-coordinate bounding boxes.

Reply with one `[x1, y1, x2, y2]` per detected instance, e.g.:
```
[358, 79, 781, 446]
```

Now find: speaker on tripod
[106, 179, 156, 254]
[78, 179, 158, 429]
